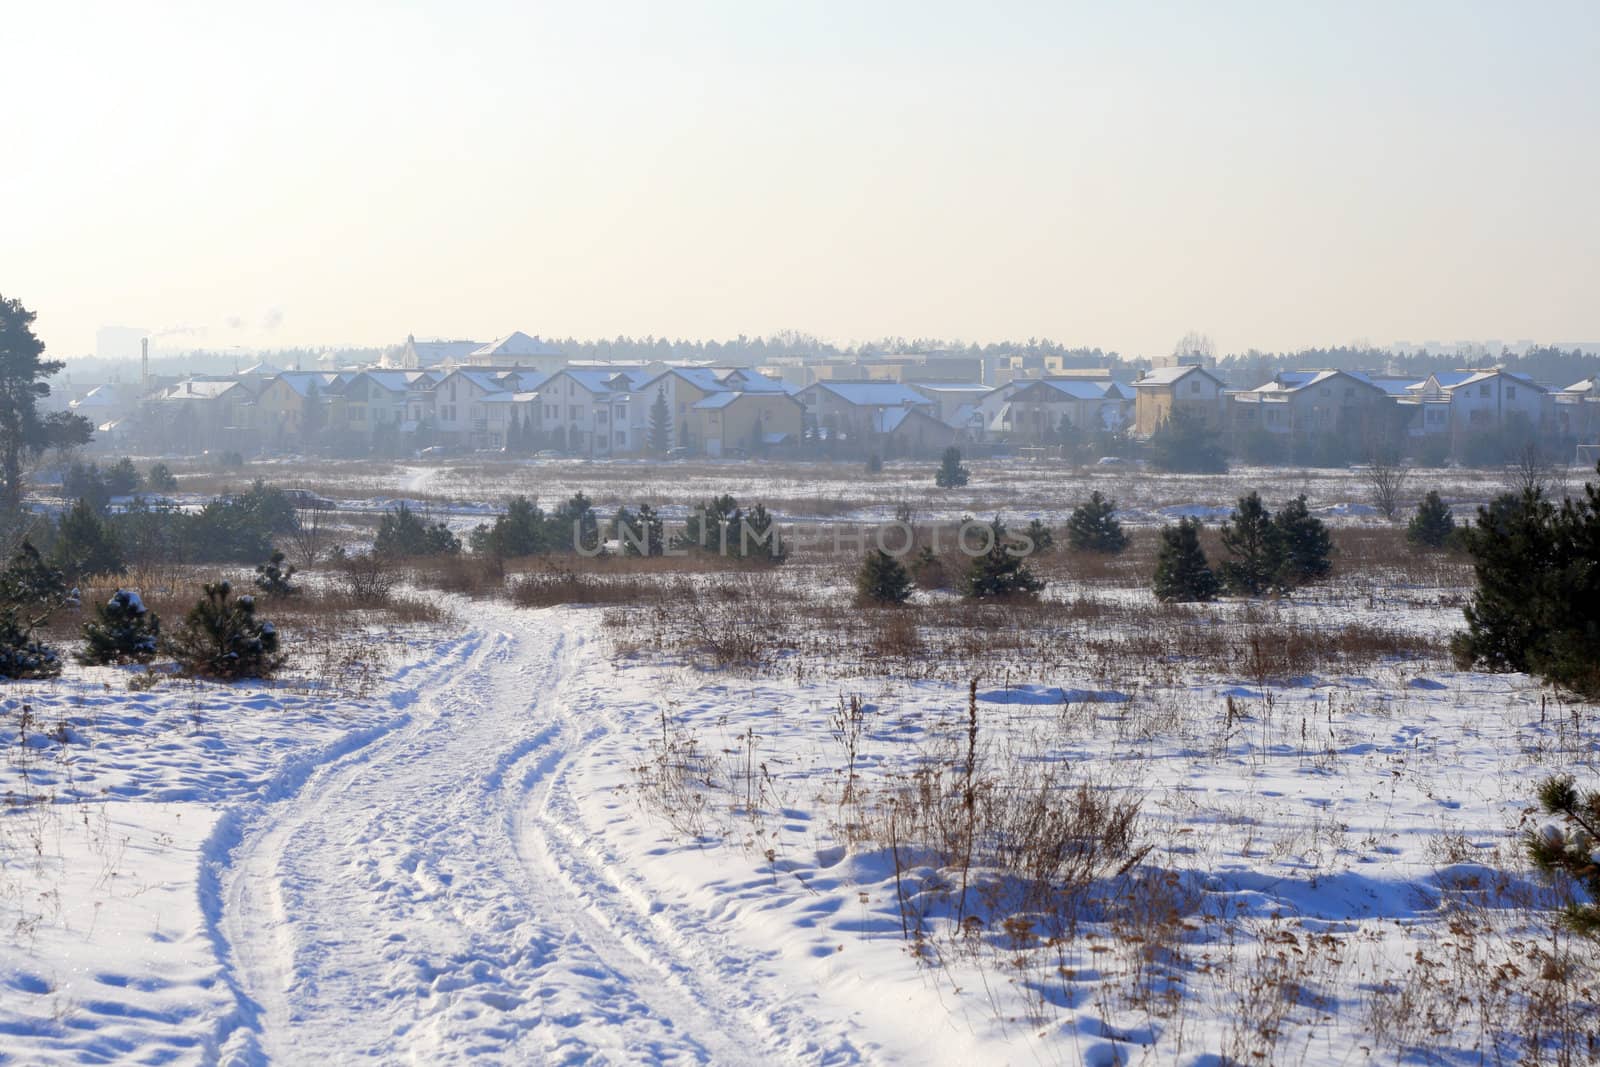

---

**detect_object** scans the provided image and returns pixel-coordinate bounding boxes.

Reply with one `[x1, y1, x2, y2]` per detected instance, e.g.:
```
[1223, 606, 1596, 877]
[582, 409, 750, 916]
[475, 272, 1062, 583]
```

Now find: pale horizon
[6, 1, 1597, 360]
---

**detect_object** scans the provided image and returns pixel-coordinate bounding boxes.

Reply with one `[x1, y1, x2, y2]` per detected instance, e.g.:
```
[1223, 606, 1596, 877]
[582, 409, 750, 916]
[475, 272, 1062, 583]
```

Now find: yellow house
[690, 391, 803, 456]
[254, 373, 342, 448]
[1131, 365, 1227, 437]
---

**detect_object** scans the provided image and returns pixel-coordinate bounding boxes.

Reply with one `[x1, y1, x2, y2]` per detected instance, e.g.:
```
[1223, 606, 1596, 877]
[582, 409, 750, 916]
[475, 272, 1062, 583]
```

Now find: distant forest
[52, 334, 1600, 391]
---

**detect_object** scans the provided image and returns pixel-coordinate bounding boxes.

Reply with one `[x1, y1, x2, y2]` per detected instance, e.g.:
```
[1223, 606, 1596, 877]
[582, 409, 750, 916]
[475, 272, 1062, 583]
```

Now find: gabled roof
[1562, 378, 1597, 395]
[266, 372, 340, 398]
[692, 392, 743, 410]
[238, 361, 284, 376]
[160, 379, 245, 401]
[1446, 369, 1546, 392]
[1015, 378, 1133, 401]
[552, 367, 649, 394]
[1362, 375, 1426, 396]
[910, 381, 989, 393]
[1133, 365, 1221, 388]
[470, 331, 561, 358]
[1248, 369, 1387, 396]
[806, 381, 931, 407]
[945, 402, 982, 429]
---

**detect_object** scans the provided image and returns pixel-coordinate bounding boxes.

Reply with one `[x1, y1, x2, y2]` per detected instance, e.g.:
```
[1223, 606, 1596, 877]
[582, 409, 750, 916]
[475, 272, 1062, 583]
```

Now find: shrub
[471, 496, 550, 559]
[1066, 491, 1126, 553]
[865, 453, 883, 474]
[1272, 494, 1333, 586]
[53, 498, 126, 581]
[856, 549, 913, 605]
[336, 551, 398, 604]
[375, 502, 460, 557]
[179, 497, 276, 563]
[961, 517, 1044, 600]
[934, 446, 970, 489]
[146, 463, 179, 492]
[167, 580, 284, 680]
[1150, 409, 1227, 474]
[77, 590, 160, 665]
[1526, 775, 1600, 940]
[253, 549, 299, 596]
[0, 612, 61, 680]
[1152, 517, 1219, 602]
[1406, 490, 1456, 549]
[1219, 492, 1284, 596]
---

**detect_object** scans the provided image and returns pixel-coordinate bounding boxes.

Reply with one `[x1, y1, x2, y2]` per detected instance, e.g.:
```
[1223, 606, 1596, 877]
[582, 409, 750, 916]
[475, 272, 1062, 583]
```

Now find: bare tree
[1363, 449, 1410, 521]
[1507, 441, 1568, 500]
[285, 505, 332, 568]
[1172, 331, 1215, 362]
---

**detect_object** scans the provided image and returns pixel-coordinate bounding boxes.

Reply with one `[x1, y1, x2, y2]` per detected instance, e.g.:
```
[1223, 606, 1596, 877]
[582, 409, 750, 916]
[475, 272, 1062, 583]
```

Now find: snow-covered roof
[1363, 375, 1426, 396]
[558, 367, 648, 394]
[1019, 379, 1133, 401]
[1446, 369, 1546, 392]
[692, 392, 743, 410]
[160, 379, 243, 400]
[808, 381, 931, 407]
[238, 361, 284, 376]
[470, 331, 562, 358]
[911, 382, 989, 393]
[1133, 365, 1216, 387]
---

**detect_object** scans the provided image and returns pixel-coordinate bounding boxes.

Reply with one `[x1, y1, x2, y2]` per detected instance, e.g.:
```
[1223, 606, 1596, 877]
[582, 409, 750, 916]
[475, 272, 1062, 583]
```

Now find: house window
[1480, 384, 1491, 397]
[597, 409, 608, 423]
[1189, 381, 1201, 394]
[615, 431, 625, 445]
[1506, 386, 1517, 399]
[569, 405, 579, 420]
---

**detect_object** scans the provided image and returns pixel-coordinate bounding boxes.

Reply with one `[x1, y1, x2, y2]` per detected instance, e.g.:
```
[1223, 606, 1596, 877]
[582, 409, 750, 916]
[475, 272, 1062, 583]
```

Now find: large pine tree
[1272, 495, 1333, 586]
[649, 387, 673, 455]
[1407, 490, 1456, 549]
[856, 549, 913, 604]
[0, 295, 79, 512]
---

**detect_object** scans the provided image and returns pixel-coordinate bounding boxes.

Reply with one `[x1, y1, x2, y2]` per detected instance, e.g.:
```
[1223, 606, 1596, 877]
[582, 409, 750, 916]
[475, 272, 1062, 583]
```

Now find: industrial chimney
[141, 337, 149, 395]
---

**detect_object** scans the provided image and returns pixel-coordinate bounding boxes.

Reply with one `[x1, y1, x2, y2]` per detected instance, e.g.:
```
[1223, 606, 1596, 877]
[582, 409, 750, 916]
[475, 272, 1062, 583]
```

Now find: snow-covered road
[210, 608, 815, 1065]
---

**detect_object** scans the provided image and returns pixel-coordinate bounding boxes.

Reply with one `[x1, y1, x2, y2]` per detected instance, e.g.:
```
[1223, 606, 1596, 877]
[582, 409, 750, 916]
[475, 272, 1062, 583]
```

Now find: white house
[537, 366, 649, 456]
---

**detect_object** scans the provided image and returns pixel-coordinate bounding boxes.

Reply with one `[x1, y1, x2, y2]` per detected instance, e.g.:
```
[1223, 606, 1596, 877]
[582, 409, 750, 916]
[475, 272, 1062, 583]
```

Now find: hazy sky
[5, 1, 1597, 359]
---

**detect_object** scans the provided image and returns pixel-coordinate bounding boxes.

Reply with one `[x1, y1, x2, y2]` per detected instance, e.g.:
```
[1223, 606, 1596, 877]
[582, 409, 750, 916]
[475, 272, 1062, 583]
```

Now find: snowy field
[3, 461, 1597, 1064]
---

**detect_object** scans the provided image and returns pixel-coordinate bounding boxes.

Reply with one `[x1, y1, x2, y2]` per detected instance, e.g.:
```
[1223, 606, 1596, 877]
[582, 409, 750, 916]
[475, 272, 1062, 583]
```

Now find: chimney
[141, 338, 149, 394]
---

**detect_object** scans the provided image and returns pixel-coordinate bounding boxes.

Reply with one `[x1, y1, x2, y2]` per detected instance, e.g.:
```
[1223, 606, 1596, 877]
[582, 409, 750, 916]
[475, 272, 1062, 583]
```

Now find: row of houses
[63, 337, 1600, 462]
[1131, 363, 1600, 459]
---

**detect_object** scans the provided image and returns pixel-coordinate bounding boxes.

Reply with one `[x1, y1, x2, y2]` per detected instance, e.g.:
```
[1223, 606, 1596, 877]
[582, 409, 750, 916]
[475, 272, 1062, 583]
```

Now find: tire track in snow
[210, 605, 797, 1065]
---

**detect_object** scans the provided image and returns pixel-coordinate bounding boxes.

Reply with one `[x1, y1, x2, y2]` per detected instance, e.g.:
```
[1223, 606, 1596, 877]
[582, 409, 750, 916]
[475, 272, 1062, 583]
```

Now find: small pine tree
[866, 453, 883, 474]
[855, 549, 913, 605]
[0, 539, 67, 617]
[1526, 775, 1600, 941]
[737, 503, 786, 563]
[104, 457, 143, 496]
[934, 447, 970, 489]
[1152, 517, 1220, 602]
[147, 463, 179, 492]
[1022, 518, 1055, 555]
[1066, 492, 1127, 553]
[1219, 492, 1285, 596]
[253, 549, 299, 596]
[167, 580, 284, 680]
[53, 498, 126, 581]
[77, 590, 160, 665]
[961, 518, 1044, 600]
[374, 502, 460, 557]
[613, 504, 664, 557]
[1407, 490, 1456, 549]
[0, 612, 61, 679]
[1272, 495, 1332, 587]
